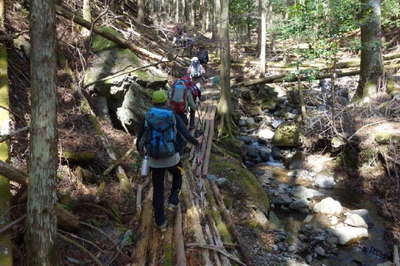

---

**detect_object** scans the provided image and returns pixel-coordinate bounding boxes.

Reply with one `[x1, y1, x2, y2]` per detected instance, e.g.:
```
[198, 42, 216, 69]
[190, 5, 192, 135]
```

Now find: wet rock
[272, 122, 301, 147]
[293, 186, 324, 200]
[288, 245, 297, 252]
[314, 174, 336, 189]
[239, 135, 254, 144]
[344, 213, 368, 228]
[246, 144, 260, 159]
[274, 193, 293, 205]
[290, 199, 310, 210]
[306, 254, 313, 264]
[271, 119, 284, 129]
[329, 223, 369, 245]
[246, 117, 256, 126]
[256, 127, 275, 140]
[348, 209, 373, 224]
[313, 197, 342, 216]
[315, 246, 326, 256]
[215, 178, 227, 186]
[272, 146, 282, 160]
[239, 118, 247, 127]
[259, 149, 271, 161]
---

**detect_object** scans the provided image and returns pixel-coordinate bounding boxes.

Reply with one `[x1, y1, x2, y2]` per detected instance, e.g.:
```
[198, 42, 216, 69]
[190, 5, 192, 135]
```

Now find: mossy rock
[209, 154, 270, 213]
[386, 78, 400, 96]
[91, 27, 123, 52]
[272, 122, 301, 147]
[261, 98, 277, 111]
[374, 132, 400, 145]
[214, 137, 244, 160]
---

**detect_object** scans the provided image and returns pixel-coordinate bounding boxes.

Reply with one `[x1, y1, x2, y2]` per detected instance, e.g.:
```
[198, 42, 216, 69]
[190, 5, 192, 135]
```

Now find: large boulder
[313, 197, 342, 216]
[344, 213, 368, 228]
[272, 122, 301, 147]
[329, 223, 368, 245]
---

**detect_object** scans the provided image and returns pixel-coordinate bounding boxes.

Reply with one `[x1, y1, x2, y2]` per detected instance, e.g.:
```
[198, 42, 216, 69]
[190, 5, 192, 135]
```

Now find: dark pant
[189, 108, 195, 129]
[151, 162, 183, 225]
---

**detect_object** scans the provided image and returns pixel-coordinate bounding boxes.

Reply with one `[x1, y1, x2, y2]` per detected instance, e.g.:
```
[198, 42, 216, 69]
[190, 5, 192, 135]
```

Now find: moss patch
[209, 154, 270, 213]
[91, 27, 123, 52]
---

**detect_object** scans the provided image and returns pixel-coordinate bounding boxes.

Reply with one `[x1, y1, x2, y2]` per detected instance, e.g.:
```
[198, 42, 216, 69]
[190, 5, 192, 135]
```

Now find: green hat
[152, 90, 168, 104]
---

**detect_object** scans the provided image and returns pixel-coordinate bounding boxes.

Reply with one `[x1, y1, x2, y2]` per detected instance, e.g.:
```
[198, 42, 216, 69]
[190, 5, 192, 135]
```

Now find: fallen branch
[102, 144, 136, 176]
[186, 243, 246, 266]
[84, 61, 171, 88]
[0, 126, 29, 143]
[56, 5, 164, 62]
[58, 232, 103, 266]
[0, 215, 26, 235]
[59, 229, 105, 253]
[174, 204, 187, 266]
[0, 160, 28, 185]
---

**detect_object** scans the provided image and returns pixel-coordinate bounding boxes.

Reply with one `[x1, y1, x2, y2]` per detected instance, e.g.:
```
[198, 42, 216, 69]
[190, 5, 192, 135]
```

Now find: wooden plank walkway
[131, 82, 247, 266]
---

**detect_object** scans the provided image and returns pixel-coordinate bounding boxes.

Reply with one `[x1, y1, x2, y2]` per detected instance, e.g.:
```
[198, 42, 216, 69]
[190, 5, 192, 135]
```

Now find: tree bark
[81, 0, 91, 37]
[212, 0, 221, 41]
[0, 0, 4, 30]
[258, 0, 267, 75]
[0, 42, 12, 266]
[27, 0, 58, 264]
[356, 0, 384, 98]
[137, 0, 145, 24]
[217, 0, 233, 137]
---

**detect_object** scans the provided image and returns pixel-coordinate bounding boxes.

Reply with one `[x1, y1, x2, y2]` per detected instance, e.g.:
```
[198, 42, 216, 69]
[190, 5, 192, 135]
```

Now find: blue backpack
[143, 108, 177, 158]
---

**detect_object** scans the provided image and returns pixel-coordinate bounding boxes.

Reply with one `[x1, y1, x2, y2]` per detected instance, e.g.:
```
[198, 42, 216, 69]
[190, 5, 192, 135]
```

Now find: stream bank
[230, 77, 394, 265]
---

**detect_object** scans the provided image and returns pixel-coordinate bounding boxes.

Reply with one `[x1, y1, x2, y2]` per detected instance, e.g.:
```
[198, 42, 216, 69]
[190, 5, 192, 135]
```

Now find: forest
[0, 0, 400, 265]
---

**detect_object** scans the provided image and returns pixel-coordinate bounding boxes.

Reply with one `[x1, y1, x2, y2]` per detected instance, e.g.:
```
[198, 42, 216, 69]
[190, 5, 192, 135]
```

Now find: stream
[239, 117, 390, 265]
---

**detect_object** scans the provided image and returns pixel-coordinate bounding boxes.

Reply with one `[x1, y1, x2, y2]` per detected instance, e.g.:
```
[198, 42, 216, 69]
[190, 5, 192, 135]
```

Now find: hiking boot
[155, 220, 168, 232]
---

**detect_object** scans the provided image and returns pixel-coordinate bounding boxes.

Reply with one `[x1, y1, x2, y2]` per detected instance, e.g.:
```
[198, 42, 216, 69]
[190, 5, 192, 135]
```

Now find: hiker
[196, 46, 209, 65]
[168, 77, 197, 127]
[181, 75, 201, 130]
[136, 90, 200, 230]
[187, 57, 206, 92]
[171, 25, 183, 46]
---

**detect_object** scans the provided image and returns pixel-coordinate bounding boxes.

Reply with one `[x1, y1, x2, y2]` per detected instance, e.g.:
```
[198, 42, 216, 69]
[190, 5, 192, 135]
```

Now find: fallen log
[56, 5, 163, 62]
[0, 160, 28, 185]
[174, 205, 187, 266]
[0, 162, 81, 230]
[186, 243, 246, 266]
[132, 189, 153, 266]
[210, 182, 254, 266]
[102, 144, 136, 176]
[182, 161, 212, 266]
[233, 62, 400, 88]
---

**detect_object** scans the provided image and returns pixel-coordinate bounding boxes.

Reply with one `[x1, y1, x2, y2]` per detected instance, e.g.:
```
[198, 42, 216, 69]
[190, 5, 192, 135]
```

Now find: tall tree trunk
[207, 0, 214, 32]
[137, 0, 145, 24]
[217, 0, 233, 137]
[259, 0, 267, 75]
[81, 0, 91, 37]
[212, 0, 221, 41]
[0, 43, 12, 266]
[27, 0, 58, 264]
[200, 0, 207, 32]
[175, 0, 179, 22]
[356, 0, 384, 98]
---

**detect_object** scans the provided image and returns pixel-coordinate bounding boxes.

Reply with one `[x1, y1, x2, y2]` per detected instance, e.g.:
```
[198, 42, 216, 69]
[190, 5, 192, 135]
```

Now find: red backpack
[169, 80, 188, 114]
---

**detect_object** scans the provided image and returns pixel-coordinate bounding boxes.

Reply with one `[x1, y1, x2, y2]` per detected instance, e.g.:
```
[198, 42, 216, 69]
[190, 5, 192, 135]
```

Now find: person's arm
[175, 114, 198, 145]
[200, 65, 206, 75]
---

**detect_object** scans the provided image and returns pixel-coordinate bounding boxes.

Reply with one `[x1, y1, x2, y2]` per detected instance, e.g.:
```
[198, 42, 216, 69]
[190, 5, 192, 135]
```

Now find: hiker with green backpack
[136, 90, 200, 230]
